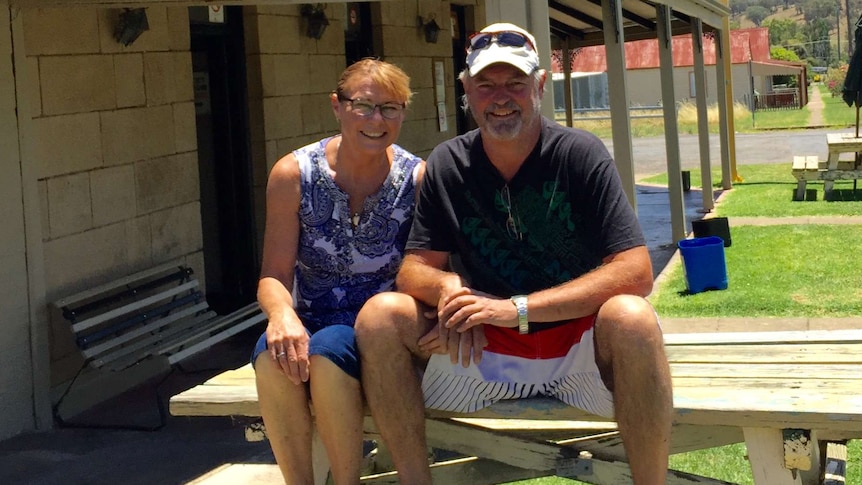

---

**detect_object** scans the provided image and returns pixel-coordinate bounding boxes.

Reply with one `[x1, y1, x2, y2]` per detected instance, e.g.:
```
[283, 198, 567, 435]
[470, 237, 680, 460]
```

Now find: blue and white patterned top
[294, 136, 422, 332]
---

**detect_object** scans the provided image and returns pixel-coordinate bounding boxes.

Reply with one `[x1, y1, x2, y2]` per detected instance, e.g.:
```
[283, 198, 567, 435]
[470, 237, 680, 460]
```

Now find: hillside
[731, 2, 853, 62]
[733, 4, 806, 29]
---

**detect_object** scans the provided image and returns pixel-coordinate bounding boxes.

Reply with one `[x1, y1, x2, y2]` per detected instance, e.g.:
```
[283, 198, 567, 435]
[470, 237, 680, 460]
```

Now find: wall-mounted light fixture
[300, 4, 329, 40]
[418, 15, 440, 44]
[114, 8, 149, 47]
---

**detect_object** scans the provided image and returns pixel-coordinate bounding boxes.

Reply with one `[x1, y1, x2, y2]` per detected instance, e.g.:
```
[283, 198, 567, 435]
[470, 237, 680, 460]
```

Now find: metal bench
[51, 263, 265, 422]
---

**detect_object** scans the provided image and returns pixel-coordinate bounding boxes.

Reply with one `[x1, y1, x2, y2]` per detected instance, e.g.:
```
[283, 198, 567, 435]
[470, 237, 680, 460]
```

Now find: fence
[554, 105, 666, 121]
[753, 88, 800, 111]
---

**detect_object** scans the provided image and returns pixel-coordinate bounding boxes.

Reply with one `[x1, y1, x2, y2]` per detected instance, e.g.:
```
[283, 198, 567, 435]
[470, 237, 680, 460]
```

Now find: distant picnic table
[794, 133, 862, 200]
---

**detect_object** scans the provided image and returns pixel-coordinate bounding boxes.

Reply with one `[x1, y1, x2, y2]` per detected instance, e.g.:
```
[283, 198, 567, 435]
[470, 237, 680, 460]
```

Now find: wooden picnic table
[170, 328, 862, 485]
[793, 133, 862, 200]
[823, 133, 862, 196]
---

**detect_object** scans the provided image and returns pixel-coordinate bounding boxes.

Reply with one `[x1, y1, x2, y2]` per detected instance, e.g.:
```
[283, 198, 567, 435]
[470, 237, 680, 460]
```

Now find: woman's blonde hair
[335, 58, 413, 106]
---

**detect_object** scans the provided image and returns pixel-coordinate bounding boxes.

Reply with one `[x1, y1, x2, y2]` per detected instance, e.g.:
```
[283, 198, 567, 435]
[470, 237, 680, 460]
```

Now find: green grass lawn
[644, 164, 862, 317]
[819, 83, 859, 128]
[505, 161, 862, 485]
[649, 224, 862, 317]
[641, 164, 862, 216]
[746, 104, 809, 130]
[504, 441, 862, 485]
[558, 83, 859, 141]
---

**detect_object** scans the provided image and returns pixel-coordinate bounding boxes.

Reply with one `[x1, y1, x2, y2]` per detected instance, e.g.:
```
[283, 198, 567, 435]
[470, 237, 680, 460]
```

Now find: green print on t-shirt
[460, 183, 597, 292]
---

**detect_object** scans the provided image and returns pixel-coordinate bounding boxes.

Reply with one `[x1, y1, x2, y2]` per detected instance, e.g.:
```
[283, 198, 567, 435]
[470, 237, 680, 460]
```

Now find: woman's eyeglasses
[336, 93, 405, 120]
[467, 31, 534, 53]
[500, 185, 523, 241]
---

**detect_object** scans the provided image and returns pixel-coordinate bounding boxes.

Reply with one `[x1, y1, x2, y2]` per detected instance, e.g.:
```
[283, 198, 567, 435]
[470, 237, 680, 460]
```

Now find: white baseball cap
[465, 23, 540, 77]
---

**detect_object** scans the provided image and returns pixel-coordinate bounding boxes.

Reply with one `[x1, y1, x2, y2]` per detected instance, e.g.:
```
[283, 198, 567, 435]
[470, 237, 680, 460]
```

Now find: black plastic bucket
[692, 217, 731, 247]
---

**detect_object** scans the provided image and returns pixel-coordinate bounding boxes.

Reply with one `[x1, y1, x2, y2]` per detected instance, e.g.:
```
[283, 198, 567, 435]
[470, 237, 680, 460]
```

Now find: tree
[805, 18, 835, 64]
[771, 45, 802, 61]
[802, 0, 840, 27]
[845, 0, 862, 55]
[763, 18, 803, 46]
[730, 0, 752, 16]
[746, 5, 771, 26]
[760, 0, 783, 11]
[770, 47, 801, 87]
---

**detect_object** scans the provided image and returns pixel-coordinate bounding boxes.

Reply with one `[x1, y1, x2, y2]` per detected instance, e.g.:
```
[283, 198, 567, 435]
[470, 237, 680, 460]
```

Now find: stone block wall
[0, 1, 36, 441]
[243, 1, 475, 252]
[19, 6, 202, 384]
[1, 0, 490, 442]
[379, 0, 458, 157]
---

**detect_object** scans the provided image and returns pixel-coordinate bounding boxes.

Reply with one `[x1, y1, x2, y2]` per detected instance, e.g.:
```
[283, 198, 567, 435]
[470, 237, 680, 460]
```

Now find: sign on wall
[208, 5, 225, 23]
[434, 60, 447, 132]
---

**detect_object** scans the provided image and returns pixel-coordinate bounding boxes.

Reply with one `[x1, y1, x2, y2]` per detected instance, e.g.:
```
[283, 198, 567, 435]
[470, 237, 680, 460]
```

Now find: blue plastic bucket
[677, 236, 728, 294]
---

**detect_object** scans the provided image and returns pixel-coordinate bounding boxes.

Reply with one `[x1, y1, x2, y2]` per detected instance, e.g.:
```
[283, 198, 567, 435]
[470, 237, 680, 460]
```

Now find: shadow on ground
[636, 184, 716, 278]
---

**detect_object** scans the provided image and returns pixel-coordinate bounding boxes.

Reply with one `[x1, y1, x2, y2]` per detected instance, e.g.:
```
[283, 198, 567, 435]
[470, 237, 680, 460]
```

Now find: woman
[252, 59, 424, 485]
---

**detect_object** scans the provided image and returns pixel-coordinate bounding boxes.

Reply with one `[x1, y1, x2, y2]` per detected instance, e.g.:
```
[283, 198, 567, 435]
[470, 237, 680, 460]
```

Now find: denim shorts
[251, 324, 360, 380]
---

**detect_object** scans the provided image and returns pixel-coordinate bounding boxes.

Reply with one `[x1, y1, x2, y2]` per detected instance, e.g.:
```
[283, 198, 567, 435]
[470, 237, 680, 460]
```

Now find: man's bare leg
[309, 356, 364, 485]
[594, 294, 673, 485]
[355, 292, 434, 485]
[255, 355, 314, 484]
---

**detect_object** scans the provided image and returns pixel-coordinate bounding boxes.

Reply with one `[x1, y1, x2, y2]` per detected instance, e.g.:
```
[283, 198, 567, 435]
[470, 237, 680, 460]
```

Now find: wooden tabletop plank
[170, 337, 862, 437]
[664, 328, 862, 345]
[666, 343, 862, 363]
[671, 363, 862, 379]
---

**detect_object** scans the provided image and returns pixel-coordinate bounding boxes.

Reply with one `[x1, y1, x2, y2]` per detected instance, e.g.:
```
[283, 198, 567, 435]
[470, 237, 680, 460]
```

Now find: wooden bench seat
[51, 263, 265, 421]
[170, 327, 862, 484]
[792, 155, 862, 200]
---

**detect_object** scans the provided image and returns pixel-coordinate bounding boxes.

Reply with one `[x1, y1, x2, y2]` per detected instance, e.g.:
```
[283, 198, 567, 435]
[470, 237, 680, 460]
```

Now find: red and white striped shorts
[421, 316, 615, 418]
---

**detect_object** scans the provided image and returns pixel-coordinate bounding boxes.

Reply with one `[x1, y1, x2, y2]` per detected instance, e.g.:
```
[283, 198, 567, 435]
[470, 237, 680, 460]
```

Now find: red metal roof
[553, 27, 772, 72]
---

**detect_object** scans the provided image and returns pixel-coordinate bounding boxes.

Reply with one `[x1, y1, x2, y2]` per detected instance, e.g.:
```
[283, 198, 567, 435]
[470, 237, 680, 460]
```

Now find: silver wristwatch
[510, 295, 529, 335]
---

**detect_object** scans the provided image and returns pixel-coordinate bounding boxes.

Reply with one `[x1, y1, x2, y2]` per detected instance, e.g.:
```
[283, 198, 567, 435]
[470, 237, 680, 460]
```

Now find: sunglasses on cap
[466, 31, 535, 53]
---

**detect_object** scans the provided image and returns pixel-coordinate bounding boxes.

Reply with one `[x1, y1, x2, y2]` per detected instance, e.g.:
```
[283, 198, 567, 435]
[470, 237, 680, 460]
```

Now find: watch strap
[510, 295, 529, 334]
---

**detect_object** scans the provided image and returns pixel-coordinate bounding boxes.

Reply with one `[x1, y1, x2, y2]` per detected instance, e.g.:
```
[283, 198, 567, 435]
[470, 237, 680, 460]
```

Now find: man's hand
[418, 285, 488, 367]
[265, 318, 310, 385]
[439, 290, 520, 333]
[418, 321, 487, 367]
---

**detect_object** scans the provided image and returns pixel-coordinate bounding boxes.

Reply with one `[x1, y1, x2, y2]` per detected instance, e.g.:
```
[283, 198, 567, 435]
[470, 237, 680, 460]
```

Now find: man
[355, 22, 672, 485]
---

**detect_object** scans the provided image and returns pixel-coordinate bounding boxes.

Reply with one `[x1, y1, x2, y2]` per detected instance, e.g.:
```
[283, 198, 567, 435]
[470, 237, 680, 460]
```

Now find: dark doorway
[345, 2, 375, 66]
[450, 5, 471, 134]
[190, 6, 257, 314]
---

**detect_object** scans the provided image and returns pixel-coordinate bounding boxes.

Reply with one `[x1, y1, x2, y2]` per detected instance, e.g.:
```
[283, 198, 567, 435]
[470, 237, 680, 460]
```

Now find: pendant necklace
[351, 212, 361, 228]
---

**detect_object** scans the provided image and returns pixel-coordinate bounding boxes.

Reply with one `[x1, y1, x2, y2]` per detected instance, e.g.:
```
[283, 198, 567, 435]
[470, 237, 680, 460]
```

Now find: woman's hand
[266, 317, 310, 385]
[418, 285, 488, 367]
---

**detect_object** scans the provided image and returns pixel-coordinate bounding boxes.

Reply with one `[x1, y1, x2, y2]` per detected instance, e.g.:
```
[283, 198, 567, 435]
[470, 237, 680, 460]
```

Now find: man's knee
[597, 294, 659, 335]
[594, 295, 662, 365]
[355, 292, 418, 341]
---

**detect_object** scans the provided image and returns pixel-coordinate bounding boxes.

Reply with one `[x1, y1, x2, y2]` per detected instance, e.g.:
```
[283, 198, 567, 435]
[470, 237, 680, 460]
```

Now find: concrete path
[617, 126, 854, 179]
[808, 84, 825, 127]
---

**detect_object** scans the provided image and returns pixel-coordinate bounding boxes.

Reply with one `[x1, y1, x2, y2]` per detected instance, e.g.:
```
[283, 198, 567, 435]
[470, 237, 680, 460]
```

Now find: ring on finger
[276, 351, 287, 358]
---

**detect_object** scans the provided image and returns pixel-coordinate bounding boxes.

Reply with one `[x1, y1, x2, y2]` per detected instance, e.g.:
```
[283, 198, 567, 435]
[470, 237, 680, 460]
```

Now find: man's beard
[474, 98, 540, 141]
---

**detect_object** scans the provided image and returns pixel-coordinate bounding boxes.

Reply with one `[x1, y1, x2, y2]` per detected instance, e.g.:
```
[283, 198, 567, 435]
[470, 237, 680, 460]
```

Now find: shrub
[827, 66, 848, 98]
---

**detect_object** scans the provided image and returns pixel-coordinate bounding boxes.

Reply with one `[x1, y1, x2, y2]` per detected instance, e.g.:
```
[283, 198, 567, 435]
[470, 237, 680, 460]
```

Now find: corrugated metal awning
[548, 0, 729, 48]
[751, 60, 805, 76]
